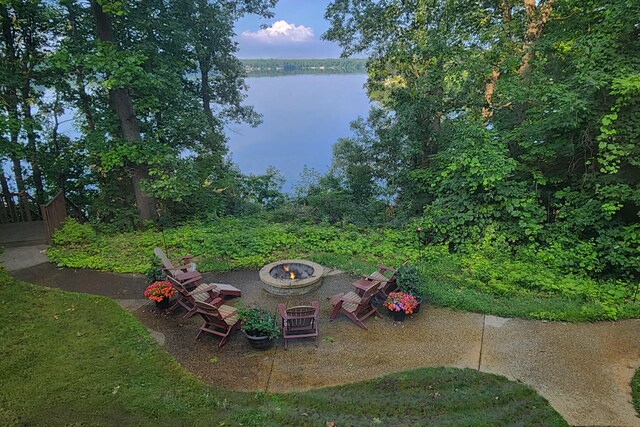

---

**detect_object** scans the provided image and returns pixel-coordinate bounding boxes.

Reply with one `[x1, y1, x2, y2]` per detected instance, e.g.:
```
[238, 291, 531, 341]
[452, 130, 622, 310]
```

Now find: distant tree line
[242, 58, 367, 76]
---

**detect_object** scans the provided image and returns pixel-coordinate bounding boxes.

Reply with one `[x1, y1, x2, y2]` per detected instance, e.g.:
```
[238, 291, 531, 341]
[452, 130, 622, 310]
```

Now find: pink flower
[384, 292, 419, 314]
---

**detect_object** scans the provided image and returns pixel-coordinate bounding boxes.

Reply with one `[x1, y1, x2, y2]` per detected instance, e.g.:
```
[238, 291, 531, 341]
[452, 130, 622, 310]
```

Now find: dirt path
[4, 247, 640, 427]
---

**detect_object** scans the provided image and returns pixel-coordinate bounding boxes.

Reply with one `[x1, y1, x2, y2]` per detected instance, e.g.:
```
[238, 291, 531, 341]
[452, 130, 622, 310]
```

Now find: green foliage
[48, 215, 418, 274]
[0, 270, 566, 426]
[421, 236, 640, 321]
[633, 368, 640, 416]
[413, 121, 545, 245]
[51, 218, 97, 245]
[295, 165, 388, 226]
[396, 265, 421, 296]
[236, 305, 281, 340]
[143, 252, 164, 284]
[323, 0, 640, 283]
[48, 214, 640, 321]
[1, 0, 277, 225]
[237, 166, 286, 211]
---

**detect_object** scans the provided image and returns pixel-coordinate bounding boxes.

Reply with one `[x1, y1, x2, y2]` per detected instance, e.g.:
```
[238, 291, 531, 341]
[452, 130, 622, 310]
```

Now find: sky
[234, 0, 344, 59]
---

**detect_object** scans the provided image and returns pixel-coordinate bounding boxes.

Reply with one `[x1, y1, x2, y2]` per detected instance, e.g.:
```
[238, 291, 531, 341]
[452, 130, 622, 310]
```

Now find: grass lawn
[0, 269, 567, 426]
[46, 216, 640, 321]
[633, 369, 640, 416]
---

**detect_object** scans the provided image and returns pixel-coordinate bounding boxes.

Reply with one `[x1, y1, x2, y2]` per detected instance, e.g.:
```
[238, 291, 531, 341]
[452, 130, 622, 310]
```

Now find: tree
[89, 0, 156, 221]
[1, 0, 63, 203]
[324, 0, 640, 279]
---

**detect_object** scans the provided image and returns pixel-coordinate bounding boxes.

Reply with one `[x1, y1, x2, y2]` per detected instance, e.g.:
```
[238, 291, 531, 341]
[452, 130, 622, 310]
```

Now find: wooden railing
[40, 191, 67, 243]
[0, 191, 38, 224]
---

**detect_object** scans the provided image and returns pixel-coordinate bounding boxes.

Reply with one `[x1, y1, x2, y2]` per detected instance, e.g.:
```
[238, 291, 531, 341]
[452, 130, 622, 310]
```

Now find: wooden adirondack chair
[154, 247, 202, 288]
[278, 301, 320, 349]
[329, 281, 381, 330]
[359, 263, 406, 298]
[166, 276, 222, 319]
[194, 301, 240, 348]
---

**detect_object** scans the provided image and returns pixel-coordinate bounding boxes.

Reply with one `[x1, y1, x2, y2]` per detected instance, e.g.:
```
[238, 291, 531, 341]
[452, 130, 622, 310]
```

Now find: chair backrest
[195, 300, 222, 319]
[167, 276, 189, 297]
[285, 306, 317, 328]
[360, 281, 381, 304]
[154, 247, 180, 276]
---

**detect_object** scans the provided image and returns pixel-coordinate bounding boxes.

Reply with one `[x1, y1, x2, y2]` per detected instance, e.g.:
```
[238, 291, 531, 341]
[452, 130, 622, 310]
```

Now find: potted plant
[236, 306, 281, 350]
[144, 253, 165, 283]
[384, 291, 419, 321]
[144, 280, 176, 310]
[396, 265, 424, 313]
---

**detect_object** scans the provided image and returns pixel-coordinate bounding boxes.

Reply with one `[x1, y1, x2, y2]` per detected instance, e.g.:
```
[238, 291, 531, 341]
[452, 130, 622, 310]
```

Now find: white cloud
[241, 20, 314, 44]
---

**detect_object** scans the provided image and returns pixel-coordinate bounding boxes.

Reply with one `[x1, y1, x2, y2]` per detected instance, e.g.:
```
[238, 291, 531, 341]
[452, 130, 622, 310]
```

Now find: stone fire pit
[259, 259, 324, 296]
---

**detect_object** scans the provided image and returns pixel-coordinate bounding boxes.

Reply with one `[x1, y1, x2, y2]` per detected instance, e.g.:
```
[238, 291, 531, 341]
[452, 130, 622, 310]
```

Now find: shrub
[236, 306, 281, 340]
[396, 265, 421, 296]
[51, 218, 97, 245]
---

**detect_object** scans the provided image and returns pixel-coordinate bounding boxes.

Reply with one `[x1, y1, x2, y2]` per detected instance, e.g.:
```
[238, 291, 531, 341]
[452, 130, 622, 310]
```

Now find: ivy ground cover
[47, 216, 640, 321]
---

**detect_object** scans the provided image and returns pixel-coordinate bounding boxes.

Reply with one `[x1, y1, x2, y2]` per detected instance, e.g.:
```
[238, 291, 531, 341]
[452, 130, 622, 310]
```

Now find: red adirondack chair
[166, 276, 222, 319]
[278, 301, 320, 349]
[359, 263, 405, 298]
[329, 281, 381, 330]
[194, 301, 240, 348]
[154, 247, 202, 289]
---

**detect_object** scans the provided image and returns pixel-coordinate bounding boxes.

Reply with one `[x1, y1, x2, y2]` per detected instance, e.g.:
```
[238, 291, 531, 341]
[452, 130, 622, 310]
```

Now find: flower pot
[413, 296, 424, 314]
[155, 297, 172, 310]
[391, 310, 406, 322]
[244, 332, 274, 350]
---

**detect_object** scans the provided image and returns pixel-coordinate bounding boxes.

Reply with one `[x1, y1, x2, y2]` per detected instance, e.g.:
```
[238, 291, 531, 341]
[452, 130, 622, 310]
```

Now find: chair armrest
[169, 254, 193, 262]
[162, 265, 196, 274]
[363, 274, 390, 283]
[177, 275, 202, 290]
[377, 264, 396, 273]
[190, 285, 220, 297]
[278, 303, 287, 320]
[311, 300, 320, 315]
[221, 307, 236, 320]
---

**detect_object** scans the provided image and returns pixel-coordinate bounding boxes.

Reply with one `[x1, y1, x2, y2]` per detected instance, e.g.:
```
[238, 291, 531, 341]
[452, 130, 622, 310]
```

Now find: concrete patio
[3, 246, 640, 426]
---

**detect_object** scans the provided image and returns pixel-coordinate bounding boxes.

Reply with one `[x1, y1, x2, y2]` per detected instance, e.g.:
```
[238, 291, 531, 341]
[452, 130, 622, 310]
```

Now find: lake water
[225, 73, 370, 192]
[3, 74, 370, 193]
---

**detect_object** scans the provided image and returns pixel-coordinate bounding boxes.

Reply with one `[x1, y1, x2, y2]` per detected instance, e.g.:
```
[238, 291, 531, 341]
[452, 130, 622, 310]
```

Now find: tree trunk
[0, 169, 16, 222]
[420, 82, 443, 166]
[21, 85, 45, 204]
[482, 0, 554, 122]
[200, 59, 215, 127]
[11, 154, 25, 193]
[517, 0, 555, 77]
[76, 66, 96, 132]
[64, 2, 96, 131]
[51, 90, 66, 193]
[17, 1, 45, 204]
[482, 68, 501, 121]
[90, 0, 156, 222]
[511, 0, 555, 125]
[2, 6, 24, 195]
[482, 1, 512, 122]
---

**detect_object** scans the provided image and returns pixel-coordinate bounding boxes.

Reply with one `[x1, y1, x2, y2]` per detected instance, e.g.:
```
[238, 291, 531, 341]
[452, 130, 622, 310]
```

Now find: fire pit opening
[269, 263, 314, 281]
[259, 259, 324, 296]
